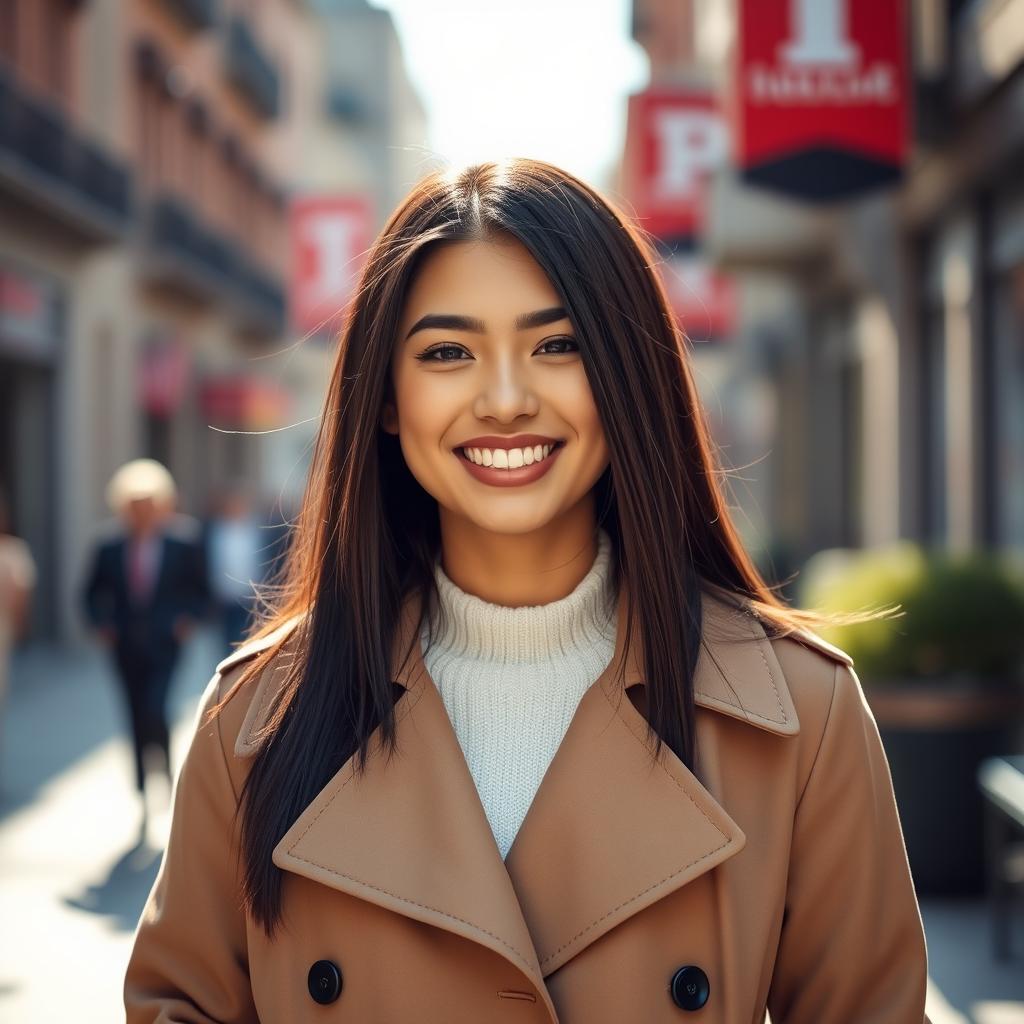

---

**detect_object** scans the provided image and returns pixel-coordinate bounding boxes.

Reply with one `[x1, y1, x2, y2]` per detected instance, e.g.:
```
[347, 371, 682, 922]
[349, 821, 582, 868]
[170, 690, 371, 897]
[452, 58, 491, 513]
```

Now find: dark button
[670, 965, 710, 1011]
[308, 960, 343, 1005]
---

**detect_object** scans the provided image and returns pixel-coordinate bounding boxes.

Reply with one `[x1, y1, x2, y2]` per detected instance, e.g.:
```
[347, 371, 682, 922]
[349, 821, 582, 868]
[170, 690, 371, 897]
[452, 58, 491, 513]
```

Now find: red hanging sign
[138, 331, 191, 417]
[734, 0, 909, 201]
[623, 88, 729, 241]
[290, 194, 375, 336]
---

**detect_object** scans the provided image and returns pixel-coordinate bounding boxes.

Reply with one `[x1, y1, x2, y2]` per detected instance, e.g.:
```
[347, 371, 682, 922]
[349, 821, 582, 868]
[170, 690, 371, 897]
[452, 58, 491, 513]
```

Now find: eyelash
[414, 337, 580, 362]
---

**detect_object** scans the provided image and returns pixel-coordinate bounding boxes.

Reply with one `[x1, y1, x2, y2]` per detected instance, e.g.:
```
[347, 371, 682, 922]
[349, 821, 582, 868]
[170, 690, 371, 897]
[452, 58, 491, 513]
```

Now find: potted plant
[799, 542, 1024, 896]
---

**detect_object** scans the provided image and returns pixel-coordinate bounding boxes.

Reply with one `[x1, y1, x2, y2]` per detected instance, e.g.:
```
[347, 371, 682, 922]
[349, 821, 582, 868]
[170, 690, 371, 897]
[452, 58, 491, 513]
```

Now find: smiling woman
[124, 158, 930, 1024]
[381, 235, 611, 571]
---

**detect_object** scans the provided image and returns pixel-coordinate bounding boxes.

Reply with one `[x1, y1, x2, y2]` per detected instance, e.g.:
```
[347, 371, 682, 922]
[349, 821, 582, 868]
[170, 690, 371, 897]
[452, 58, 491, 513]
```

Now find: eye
[537, 336, 579, 355]
[413, 336, 580, 363]
[415, 344, 468, 363]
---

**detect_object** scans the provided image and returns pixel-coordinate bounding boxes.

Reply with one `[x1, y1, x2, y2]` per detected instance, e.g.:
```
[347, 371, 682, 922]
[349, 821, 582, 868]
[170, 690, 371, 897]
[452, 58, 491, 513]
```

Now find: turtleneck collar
[424, 528, 616, 665]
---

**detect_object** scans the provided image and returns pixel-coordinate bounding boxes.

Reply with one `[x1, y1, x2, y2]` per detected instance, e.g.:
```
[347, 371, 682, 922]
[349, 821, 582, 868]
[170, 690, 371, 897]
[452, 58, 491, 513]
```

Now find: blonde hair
[105, 458, 177, 512]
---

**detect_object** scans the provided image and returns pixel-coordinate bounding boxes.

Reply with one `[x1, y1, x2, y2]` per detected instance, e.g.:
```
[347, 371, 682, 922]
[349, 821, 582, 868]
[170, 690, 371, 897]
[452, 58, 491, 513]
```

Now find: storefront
[0, 259, 62, 638]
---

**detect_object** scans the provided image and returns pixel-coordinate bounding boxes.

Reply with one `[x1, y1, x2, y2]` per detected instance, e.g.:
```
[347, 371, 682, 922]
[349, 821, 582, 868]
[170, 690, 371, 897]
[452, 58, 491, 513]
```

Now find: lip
[454, 438, 565, 488]
[452, 433, 563, 451]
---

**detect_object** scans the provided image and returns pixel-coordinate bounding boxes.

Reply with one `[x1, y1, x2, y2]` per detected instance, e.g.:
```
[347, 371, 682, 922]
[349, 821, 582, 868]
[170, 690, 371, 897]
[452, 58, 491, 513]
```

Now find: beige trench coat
[124, 580, 931, 1023]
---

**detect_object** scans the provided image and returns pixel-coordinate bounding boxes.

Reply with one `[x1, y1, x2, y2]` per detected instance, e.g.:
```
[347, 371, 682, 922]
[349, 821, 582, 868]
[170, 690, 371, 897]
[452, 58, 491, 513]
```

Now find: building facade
[625, 0, 1024, 583]
[1, 0, 426, 644]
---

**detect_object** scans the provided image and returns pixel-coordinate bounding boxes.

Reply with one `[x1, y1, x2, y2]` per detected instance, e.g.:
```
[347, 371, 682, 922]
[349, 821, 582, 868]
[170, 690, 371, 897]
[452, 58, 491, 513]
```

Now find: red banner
[201, 376, 291, 430]
[734, 0, 908, 200]
[289, 195, 375, 336]
[138, 331, 190, 417]
[623, 89, 729, 241]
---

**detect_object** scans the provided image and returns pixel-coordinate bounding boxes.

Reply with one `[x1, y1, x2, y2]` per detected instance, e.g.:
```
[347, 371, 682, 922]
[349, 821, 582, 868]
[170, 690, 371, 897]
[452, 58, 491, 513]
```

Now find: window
[921, 212, 979, 548]
[992, 186, 1024, 550]
[40, 0, 71, 105]
[0, 0, 18, 68]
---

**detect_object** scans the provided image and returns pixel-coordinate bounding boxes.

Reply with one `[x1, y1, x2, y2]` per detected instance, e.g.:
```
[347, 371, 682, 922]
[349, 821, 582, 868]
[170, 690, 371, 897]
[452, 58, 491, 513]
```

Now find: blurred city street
[2, 0, 1024, 1019]
[0, 630, 220, 1022]
[1, 630, 1023, 1023]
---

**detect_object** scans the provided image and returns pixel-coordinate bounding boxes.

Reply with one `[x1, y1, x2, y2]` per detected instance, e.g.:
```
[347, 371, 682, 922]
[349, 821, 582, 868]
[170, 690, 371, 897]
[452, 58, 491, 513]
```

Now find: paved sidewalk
[0, 629, 223, 1022]
[0, 630, 1022, 1022]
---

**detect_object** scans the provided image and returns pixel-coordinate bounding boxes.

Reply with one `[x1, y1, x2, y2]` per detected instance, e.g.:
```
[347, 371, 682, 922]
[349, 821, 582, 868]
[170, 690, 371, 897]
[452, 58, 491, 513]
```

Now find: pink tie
[128, 538, 149, 603]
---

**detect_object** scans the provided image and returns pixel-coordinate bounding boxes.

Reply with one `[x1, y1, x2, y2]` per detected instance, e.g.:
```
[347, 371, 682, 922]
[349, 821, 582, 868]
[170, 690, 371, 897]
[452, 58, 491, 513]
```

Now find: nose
[472, 352, 540, 421]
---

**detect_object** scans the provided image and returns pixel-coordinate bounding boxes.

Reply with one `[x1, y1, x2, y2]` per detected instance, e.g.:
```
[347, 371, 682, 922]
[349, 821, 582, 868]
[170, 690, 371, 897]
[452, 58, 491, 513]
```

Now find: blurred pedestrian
[203, 489, 263, 656]
[80, 459, 210, 835]
[0, 483, 36, 790]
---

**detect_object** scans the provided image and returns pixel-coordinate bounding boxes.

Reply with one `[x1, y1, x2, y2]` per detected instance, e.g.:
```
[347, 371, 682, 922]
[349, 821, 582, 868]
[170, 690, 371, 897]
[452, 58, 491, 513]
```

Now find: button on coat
[124, 580, 932, 1023]
[670, 965, 710, 1011]
[307, 960, 342, 1005]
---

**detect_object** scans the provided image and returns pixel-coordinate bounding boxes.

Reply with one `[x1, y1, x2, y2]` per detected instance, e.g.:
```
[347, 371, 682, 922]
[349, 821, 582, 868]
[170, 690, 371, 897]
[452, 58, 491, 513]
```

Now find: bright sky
[376, 0, 649, 193]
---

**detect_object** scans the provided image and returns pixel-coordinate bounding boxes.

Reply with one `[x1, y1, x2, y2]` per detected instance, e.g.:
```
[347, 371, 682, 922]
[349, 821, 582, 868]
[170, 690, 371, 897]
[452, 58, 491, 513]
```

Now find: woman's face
[383, 235, 610, 539]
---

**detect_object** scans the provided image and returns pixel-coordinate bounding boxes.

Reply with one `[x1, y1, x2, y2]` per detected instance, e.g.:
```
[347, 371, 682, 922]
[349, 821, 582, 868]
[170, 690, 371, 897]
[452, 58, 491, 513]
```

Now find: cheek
[559, 374, 606, 446]
[391, 367, 443, 437]
[390, 374, 457, 486]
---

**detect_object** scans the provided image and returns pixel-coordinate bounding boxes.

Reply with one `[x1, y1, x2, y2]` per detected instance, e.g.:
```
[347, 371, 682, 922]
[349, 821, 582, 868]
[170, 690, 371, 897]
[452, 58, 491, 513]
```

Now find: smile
[454, 441, 565, 487]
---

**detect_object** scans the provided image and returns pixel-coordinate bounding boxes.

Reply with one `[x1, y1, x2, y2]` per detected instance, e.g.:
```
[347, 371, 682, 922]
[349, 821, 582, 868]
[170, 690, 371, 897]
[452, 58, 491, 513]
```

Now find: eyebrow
[404, 306, 569, 341]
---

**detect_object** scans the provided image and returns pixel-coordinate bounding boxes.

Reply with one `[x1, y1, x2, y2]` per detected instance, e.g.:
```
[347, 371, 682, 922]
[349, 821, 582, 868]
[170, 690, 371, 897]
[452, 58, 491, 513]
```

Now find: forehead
[400, 238, 559, 325]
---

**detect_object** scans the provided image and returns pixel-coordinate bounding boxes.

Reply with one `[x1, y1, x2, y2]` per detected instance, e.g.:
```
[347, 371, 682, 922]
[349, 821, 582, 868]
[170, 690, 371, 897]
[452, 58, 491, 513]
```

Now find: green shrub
[798, 543, 1024, 683]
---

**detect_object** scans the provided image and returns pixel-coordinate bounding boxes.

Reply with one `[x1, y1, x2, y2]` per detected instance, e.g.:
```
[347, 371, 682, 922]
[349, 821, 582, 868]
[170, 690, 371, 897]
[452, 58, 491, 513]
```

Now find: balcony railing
[148, 194, 236, 291]
[225, 16, 280, 119]
[0, 67, 133, 238]
[146, 193, 285, 335]
[234, 256, 286, 334]
[158, 0, 219, 31]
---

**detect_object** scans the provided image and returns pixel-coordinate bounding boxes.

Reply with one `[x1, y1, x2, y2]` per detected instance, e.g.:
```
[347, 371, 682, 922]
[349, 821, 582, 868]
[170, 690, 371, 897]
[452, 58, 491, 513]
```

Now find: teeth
[462, 443, 557, 468]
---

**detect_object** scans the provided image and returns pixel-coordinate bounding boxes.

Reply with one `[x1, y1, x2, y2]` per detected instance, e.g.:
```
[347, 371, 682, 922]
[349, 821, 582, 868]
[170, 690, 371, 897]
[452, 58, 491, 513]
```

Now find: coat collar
[225, 578, 820, 1019]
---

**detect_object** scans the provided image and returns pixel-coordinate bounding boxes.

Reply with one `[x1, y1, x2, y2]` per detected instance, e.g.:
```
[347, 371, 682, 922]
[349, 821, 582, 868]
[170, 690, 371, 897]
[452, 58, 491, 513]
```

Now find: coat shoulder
[781, 625, 854, 669]
[766, 625, 855, 760]
[211, 613, 307, 761]
[214, 613, 306, 676]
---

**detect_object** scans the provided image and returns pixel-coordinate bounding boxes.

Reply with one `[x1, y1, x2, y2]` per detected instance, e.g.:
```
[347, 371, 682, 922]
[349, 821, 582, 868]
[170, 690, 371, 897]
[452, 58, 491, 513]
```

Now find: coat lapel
[269, 625, 554, 1014]
[503, 581, 797, 976]
[230, 577, 805, 1015]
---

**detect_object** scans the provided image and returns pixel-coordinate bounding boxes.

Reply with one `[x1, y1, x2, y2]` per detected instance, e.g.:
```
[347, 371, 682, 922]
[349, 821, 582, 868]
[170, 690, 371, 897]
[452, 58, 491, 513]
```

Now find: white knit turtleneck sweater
[420, 528, 617, 861]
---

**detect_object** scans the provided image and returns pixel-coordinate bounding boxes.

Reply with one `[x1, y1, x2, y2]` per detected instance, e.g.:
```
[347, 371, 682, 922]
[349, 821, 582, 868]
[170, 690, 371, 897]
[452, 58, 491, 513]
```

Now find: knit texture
[420, 528, 617, 860]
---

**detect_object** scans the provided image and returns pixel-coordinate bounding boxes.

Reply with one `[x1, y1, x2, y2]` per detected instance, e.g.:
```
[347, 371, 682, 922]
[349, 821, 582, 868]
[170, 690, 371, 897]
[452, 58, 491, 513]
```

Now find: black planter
[867, 684, 1024, 897]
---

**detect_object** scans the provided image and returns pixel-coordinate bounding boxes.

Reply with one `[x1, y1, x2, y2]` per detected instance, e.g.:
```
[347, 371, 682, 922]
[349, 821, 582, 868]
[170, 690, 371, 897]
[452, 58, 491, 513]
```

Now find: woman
[124, 160, 930, 1023]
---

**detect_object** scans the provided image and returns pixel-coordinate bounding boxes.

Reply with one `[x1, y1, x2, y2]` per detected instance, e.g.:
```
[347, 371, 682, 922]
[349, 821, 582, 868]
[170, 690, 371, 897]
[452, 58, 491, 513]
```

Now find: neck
[425, 527, 616, 664]
[437, 499, 602, 607]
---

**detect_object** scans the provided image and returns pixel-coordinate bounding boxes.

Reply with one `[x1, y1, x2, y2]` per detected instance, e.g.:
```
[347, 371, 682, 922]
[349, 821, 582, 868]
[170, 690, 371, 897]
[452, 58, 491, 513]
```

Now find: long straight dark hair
[209, 157, 882, 940]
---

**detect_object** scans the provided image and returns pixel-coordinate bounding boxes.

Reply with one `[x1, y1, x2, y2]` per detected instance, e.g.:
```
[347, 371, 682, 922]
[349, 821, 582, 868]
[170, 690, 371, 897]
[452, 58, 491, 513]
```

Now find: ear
[380, 401, 399, 436]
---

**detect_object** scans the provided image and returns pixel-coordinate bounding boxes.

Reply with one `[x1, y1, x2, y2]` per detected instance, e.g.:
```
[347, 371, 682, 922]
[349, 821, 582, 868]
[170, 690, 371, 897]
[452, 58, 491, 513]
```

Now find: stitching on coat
[538, 683, 734, 966]
[793, 661, 840, 812]
[743, 608, 788, 725]
[280, 676, 538, 976]
[695, 694, 789, 726]
[283, 851, 535, 974]
[689, 604, 790, 729]
[539, 843, 728, 967]
[212, 673, 242, 806]
[241, 654, 295, 750]
[599, 682, 727, 835]
[288, 676, 427, 841]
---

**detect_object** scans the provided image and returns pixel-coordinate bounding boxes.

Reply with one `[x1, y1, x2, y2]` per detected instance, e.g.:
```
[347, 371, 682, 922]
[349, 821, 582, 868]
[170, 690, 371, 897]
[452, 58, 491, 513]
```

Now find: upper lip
[453, 434, 564, 451]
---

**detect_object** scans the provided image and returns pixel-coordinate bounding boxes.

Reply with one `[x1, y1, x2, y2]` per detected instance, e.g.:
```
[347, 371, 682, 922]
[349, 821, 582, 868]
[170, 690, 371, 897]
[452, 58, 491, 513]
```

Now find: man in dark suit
[81, 459, 211, 833]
